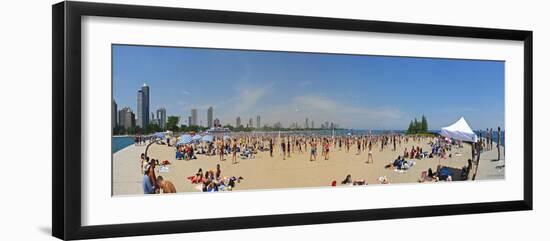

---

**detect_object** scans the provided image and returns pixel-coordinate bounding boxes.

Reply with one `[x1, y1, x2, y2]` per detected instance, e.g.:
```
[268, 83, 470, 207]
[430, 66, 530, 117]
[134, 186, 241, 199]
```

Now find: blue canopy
[201, 135, 214, 143]
[153, 132, 165, 139]
[192, 134, 202, 141]
[176, 134, 193, 146]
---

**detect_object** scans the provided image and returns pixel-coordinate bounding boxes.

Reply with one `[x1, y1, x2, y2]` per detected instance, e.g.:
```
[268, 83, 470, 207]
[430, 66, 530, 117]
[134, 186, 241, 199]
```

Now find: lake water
[474, 130, 505, 146]
[112, 136, 135, 153]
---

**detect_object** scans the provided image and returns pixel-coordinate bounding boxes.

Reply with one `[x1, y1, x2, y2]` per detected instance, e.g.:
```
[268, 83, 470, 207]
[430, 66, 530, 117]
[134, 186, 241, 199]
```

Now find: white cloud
[259, 95, 404, 129]
[233, 83, 273, 114]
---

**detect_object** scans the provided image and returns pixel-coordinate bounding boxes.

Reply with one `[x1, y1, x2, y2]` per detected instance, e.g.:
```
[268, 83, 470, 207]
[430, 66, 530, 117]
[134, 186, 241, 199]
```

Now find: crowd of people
[172, 133, 415, 165]
[141, 153, 177, 194]
[186, 164, 244, 192]
[141, 149, 245, 194]
[136, 127, 503, 194]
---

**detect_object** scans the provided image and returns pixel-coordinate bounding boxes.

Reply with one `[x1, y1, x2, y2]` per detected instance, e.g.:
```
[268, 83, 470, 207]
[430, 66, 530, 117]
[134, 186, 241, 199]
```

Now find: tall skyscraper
[137, 90, 142, 127]
[207, 106, 213, 128]
[156, 108, 167, 129]
[256, 115, 261, 129]
[236, 117, 241, 128]
[118, 107, 135, 130]
[112, 100, 118, 129]
[311, 121, 314, 129]
[136, 83, 150, 127]
[305, 118, 309, 129]
[248, 118, 253, 128]
[191, 109, 198, 126]
[188, 116, 192, 126]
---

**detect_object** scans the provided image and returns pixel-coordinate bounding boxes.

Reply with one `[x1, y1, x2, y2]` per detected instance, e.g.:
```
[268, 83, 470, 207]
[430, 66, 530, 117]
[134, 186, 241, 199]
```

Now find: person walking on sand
[287, 139, 291, 158]
[489, 128, 493, 150]
[215, 139, 221, 161]
[497, 126, 501, 160]
[356, 138, 361, 155]
[269, 138, 274, 157]
[310, 140, 317, 161]
[367, 141, 374, 163]
[281, 138, 286, 160]
[324, 141, 330, 160]
[232, 139, 238, 164]
[156, 175, 177, 193]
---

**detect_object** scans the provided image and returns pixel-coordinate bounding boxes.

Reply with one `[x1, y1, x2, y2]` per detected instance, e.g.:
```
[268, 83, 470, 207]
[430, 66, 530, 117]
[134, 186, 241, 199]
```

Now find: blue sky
[112, 44, 504, 130]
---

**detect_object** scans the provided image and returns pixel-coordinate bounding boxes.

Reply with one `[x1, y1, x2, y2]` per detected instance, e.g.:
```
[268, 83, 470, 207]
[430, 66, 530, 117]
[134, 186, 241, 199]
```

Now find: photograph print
[111, 44, 505, 196]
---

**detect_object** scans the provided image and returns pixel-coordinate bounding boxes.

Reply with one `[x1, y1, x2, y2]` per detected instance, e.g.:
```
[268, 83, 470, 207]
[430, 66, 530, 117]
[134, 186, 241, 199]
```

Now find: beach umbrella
[201, 135, 214, 143]
[192, 134, 202, 141]
[153, 132, 165, 139]
[176, 134, 193, 146]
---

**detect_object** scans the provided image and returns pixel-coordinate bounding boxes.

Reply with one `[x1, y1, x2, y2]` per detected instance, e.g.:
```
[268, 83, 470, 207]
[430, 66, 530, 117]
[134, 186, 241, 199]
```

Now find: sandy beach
[112, 136, 504, 196]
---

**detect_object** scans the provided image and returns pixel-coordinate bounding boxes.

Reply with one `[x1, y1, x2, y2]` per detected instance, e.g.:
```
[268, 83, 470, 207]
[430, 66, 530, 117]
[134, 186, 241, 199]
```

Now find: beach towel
[159, 166, 169, 173]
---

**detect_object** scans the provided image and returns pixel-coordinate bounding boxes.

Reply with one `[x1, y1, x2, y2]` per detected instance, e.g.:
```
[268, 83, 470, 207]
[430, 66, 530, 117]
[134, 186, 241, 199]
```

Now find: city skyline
[113, 45, 505, 130]
[114, 85, 343, 130]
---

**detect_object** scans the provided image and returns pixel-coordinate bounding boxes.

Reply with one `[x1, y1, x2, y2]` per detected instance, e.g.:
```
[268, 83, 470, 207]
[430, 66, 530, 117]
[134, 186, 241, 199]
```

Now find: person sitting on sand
[385, 155, 403, 169]
[341, 174, 353, 185]
[140, 154, 147, 174]
[156, 175, 177, 193]
[146, 160, 158, 191]
[215, 164, 222, 179]
[142, 164, 155, 194]
[378, 176, 390, 184]
[427, 168, 437, 181]
[187, 168, 204, 183]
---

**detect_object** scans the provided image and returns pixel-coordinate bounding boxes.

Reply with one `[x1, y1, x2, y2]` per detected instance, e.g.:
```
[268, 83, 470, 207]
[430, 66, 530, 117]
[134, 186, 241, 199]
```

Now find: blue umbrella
[201, 135, 213, 143]
[153, 132, 165, 139]
[192, 134, 202, 143]
[176, 134, 193, 146]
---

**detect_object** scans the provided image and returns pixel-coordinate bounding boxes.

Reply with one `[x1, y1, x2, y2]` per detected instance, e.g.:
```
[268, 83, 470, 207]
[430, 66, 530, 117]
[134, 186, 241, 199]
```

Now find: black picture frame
[52, 1, 533, 240]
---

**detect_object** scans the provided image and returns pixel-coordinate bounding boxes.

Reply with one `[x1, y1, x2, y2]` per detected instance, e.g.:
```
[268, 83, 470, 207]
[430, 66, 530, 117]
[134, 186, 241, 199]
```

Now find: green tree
[421, 115, 428, 132]
[179, 124, 188, 132]
[407, 120, 414, 134]
[406, 116, 429, 134]
[166, 116, 180, 132]
[187, 125, 202, 132]
[145, 123, 161, 134]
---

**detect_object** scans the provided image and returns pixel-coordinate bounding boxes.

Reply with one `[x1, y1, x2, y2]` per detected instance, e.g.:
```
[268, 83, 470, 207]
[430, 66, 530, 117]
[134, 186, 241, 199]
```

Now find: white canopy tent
[440, 117, 478, 143]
